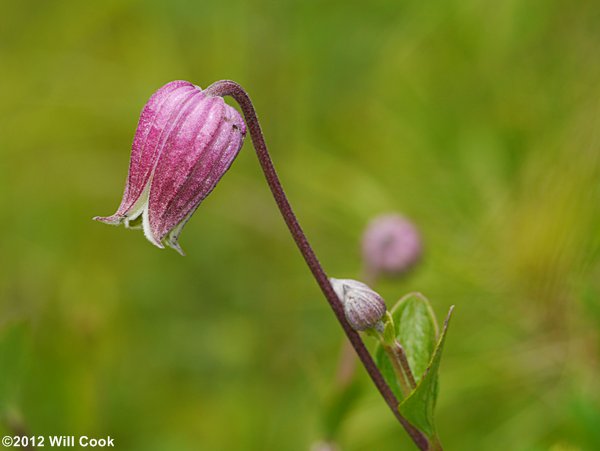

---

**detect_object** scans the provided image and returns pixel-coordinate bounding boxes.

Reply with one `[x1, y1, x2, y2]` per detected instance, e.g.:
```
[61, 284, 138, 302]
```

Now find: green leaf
[398, 306, 454, 438]
[375, 293, 439, 399]
[393, 293, 439, 383]
[375, 340, 404, 399]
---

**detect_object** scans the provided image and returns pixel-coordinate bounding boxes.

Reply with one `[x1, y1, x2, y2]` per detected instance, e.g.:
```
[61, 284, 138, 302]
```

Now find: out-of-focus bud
[330, 278, 387, 332]
[361, 213, 422, 278]
[94, 80, 246, 254]
[310, 441, 340, 451]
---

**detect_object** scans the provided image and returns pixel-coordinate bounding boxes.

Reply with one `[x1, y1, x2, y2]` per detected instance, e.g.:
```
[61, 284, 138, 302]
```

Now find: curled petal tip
[142, 207, 164, 250]
[93, 215, 122, 225]
[168, 240, 186, 256]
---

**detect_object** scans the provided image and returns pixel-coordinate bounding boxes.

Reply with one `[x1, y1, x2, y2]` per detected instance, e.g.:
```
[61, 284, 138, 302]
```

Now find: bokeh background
[1, 0, 600, 450]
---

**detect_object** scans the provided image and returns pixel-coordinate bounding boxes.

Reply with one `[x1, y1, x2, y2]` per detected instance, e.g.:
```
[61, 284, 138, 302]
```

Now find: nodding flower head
[330, 278, 387, 332]
[361, 213, 422, 278]
[94, 81, 246, 255]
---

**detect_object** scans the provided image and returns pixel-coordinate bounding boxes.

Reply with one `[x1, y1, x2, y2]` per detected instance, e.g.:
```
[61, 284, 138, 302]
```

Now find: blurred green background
[1, 0, 599, 449]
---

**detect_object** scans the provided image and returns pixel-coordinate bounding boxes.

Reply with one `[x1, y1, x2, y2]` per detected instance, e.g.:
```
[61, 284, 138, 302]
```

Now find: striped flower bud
[361, 214, 422, 278]
[330, 278, 387, 332]
[94, 81, 246, 254]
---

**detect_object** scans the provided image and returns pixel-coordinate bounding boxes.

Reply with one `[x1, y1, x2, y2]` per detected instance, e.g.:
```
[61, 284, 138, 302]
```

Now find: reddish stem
[205, 80, 428, 451]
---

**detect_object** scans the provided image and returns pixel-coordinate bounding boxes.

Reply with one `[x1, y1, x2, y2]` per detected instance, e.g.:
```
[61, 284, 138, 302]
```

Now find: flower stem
[381, 339, 417, 398]
[382, 344, 411, 398]
[205, 80, 429, 451]
[393, 340, 417, 389]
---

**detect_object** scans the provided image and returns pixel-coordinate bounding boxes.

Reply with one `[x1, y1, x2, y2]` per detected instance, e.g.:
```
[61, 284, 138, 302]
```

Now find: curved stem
[205, 80, 428, 451]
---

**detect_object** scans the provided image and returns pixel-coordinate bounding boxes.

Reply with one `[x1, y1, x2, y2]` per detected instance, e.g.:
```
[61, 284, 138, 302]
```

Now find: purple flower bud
[94, 81, 246, 254]
[361, 214, 422, 277]
[330, 278, 387, 332]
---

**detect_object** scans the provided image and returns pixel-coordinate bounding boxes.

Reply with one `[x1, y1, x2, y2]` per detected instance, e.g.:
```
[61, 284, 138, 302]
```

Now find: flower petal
[94, 80, 246, 253]
[146, 94, 246, 249]
[94, 81, 200, 225]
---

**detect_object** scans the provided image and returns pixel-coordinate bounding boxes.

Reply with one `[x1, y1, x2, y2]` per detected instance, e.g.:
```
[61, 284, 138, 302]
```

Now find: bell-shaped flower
[94, 80, 246, 254]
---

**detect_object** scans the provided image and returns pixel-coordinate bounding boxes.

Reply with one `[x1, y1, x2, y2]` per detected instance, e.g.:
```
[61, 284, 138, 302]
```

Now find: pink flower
[361, 214, 422, 277]
[94, 80, 246, 254]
